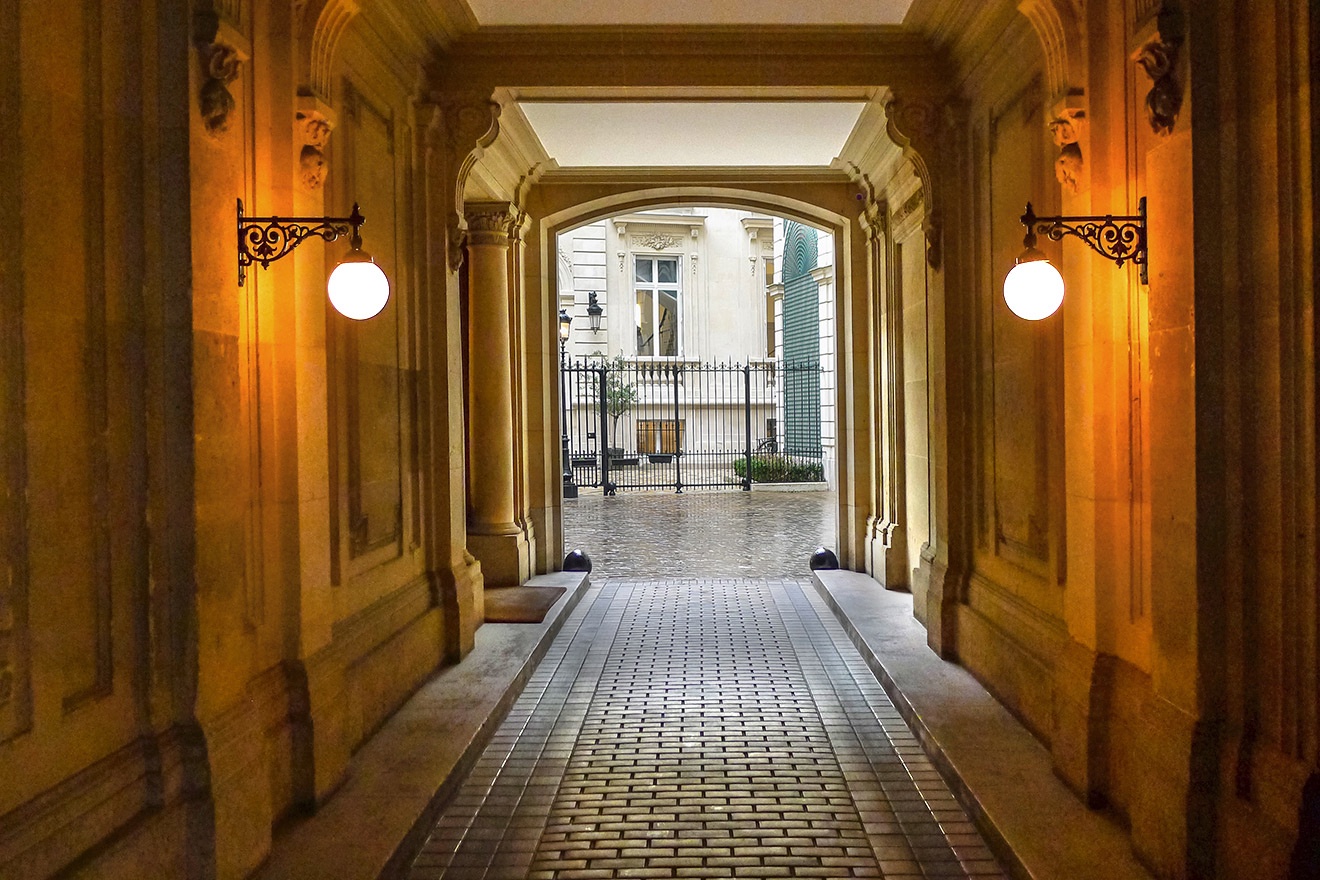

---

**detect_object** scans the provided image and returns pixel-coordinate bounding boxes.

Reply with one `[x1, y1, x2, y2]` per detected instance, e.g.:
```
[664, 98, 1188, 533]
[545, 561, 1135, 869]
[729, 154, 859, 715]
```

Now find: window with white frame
[633, 255, 681, 357]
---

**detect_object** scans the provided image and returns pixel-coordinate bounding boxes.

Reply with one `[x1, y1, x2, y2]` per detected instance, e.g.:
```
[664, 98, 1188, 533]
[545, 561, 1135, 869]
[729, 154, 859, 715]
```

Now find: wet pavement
[561, 490, 836, 578]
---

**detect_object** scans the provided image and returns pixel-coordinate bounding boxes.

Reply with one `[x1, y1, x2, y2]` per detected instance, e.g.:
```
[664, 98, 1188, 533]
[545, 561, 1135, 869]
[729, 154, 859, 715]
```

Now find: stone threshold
[251, 571, 591, 880]
[811, 570, 1155, 880]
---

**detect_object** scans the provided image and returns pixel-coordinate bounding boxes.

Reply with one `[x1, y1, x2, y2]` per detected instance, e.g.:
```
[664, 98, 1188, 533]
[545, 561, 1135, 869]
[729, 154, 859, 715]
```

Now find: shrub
[733, 454, 825, 483]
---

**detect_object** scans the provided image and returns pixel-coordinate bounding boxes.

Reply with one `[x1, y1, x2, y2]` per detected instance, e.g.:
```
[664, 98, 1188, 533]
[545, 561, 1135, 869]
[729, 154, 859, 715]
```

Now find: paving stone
[405, 578, 1007, 880]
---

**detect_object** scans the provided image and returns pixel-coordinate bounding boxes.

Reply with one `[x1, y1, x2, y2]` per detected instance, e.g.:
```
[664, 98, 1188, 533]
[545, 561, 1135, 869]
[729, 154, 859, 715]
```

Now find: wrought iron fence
[561, 357, 824, 494]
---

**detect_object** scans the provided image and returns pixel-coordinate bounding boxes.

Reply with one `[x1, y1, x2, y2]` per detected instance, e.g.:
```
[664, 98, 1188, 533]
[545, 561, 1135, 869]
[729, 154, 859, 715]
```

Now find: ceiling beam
[432, 26, 950, 95]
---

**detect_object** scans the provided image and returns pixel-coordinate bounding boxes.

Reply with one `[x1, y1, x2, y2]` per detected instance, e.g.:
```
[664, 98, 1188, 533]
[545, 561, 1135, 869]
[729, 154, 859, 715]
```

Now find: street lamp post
[559, 309, 578, 499]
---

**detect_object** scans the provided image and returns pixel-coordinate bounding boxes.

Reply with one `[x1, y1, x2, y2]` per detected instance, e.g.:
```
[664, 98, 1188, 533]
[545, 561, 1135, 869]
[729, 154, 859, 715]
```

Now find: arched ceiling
[461, 0, 916, 27]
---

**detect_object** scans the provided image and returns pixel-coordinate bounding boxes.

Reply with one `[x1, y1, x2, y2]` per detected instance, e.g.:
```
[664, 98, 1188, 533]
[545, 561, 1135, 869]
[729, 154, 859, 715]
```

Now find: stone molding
[1017, 0, 1085, 104]
[0, 724, 210, 878]
[296, 0, 360, 102]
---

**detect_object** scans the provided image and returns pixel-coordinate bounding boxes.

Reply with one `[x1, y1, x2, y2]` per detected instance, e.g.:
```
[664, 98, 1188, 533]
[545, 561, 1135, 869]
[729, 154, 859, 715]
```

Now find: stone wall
[857, 1, 1318, 877]
[0, 0, 479, 876]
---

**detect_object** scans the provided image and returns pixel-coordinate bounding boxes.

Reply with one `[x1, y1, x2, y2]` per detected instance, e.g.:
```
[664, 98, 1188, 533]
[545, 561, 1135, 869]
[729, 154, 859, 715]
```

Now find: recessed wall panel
[984, 81, 1060, 577]
[343, 88, 402, 559]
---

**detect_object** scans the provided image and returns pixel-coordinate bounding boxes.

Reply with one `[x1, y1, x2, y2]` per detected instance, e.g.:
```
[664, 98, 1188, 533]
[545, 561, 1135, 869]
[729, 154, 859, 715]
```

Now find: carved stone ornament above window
[634, 233, 683, 251]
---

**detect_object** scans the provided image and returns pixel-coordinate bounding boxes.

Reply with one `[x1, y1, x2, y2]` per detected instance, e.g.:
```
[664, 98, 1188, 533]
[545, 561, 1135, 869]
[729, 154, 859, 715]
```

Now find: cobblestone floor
[406, 578, 1006, 880]
[562, 491, 836, 578]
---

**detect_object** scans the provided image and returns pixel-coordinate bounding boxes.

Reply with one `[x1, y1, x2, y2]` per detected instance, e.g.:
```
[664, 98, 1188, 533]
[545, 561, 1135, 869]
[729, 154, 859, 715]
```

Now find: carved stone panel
[633, 233, 683, 251]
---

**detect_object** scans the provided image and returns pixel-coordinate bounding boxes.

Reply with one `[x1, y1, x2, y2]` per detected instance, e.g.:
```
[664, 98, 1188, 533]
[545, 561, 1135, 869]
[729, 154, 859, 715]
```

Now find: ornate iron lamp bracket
[236, 198, 365, 286]
[1020, 197, 1148, 284]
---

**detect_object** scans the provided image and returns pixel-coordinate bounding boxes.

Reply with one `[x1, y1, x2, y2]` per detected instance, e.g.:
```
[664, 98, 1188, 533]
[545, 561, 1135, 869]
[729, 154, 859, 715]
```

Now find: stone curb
[810, 570, 1154, 880]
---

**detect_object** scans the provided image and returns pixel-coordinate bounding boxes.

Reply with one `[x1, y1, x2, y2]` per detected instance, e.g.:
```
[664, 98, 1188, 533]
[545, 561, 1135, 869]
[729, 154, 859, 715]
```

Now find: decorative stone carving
[1133, 5, 1185, 135]
[883, 95, 945, 269]
[635, 233, 682, 251]
[1017, 0, 1085, 103]
[1048, 108, 1087, 194]
[1049, 107, 1086, 146]
[1055, 143, 1084, 194]
[195, 11, 243, 137]
[892, 190, 924, 227]
[436, 93, 502, 268]
[465, 202, 518, 246]
[296, 108, 334, 191]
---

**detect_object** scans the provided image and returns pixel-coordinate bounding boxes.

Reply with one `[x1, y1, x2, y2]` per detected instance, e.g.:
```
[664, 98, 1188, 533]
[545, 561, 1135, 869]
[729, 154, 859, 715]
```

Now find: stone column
[465, 201, 530, 586]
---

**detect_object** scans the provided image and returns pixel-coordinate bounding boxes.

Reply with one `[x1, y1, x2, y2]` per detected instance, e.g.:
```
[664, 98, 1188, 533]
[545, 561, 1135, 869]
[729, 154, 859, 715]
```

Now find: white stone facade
[558, 208, 836, 487]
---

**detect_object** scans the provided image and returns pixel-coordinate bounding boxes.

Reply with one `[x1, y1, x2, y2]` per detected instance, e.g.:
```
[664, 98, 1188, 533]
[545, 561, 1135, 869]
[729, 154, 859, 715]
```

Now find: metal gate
[561, 357, 823, 494]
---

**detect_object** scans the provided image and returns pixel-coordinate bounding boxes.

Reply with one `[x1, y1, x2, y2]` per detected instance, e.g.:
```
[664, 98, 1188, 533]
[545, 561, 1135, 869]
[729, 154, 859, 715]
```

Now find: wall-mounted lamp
[237, 199, 391, 321]
[559, 308, 572, 343]
[1003, 198, 1148, 321]
[586, 291, 603, 333]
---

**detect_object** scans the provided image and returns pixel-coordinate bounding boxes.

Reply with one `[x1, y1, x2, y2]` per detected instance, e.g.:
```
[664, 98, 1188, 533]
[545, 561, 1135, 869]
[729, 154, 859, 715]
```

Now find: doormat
[483, 586, 566, 624]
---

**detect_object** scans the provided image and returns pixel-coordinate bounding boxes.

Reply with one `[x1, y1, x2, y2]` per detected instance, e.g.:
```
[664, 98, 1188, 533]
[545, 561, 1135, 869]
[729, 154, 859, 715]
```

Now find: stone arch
[521, 183, 880, 575]
[296, 0, 359, 101]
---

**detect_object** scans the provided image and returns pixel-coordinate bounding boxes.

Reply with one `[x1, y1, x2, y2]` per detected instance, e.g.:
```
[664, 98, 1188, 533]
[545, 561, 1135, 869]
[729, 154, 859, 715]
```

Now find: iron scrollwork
[236, 198, 365, 286]
[1021, 197, 1148, 284]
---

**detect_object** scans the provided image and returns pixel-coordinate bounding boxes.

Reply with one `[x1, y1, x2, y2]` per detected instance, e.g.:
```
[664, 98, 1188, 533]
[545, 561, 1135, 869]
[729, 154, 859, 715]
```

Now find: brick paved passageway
[406, 578, 1006, 880]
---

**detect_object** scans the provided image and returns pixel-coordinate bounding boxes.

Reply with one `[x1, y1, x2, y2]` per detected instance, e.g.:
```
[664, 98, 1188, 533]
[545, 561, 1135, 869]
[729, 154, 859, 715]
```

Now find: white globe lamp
[1003, 247, 1064, 321]
[327, 246, 390, 320]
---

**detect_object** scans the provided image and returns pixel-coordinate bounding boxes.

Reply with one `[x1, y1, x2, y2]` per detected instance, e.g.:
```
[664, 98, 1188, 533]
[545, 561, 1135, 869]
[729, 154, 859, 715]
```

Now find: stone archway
[513, 182, 878, 582]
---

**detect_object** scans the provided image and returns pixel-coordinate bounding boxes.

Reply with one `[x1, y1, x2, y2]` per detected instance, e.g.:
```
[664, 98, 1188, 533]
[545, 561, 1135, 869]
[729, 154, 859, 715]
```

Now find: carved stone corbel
[296, 105, 335, 191]
[1133, 4, 1185, 135]
[194, 10, 247, 137]
[436, 92, 502, 269]
[1049, 106, 1087, 194]
[862, 198, 888, 244]
[883, 95, 945, 269]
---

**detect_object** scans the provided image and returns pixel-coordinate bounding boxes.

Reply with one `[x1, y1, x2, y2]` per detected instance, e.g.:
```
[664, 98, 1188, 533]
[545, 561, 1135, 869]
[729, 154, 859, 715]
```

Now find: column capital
[464, 201, 518, 246]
